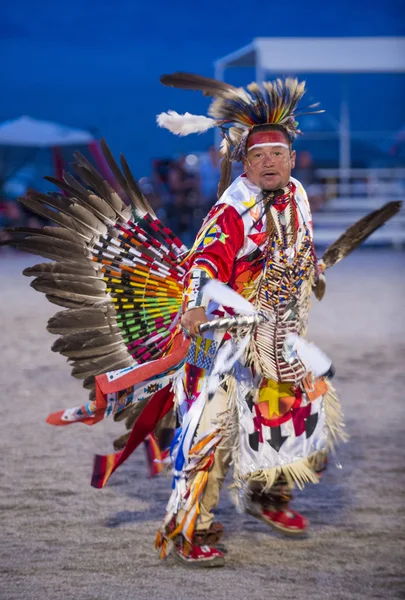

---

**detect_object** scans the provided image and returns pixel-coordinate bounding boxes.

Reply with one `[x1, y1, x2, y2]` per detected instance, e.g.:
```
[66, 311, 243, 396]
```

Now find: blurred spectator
[152, 158, 173, 207]
[293, 151, 316, 188]
[165, 156, 201, 246]
[0, 162, 48, 245]
[167, 156, 198, 203]
[199, 145, 221, 210]
[389, 126, 405, 162]
[293, 150, 325, 212]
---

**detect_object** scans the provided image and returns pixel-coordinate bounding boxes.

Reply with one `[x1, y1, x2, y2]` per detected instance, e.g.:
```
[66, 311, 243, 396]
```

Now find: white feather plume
[156, 111, 217, 136]
[219, 137, 229, 156]
[202, 280, 256, 315]
[286, 333, 332, 377]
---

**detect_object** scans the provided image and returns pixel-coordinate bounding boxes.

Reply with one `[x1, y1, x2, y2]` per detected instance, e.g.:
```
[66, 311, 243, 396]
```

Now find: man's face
[243, 139, 296, 191]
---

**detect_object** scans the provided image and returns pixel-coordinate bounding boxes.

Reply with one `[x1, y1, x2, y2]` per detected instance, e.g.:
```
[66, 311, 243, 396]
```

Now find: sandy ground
[0, 249, 404, 600]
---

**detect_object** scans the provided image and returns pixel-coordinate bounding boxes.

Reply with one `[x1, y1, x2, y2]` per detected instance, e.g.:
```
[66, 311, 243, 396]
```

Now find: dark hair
[247, 124, 292, 149]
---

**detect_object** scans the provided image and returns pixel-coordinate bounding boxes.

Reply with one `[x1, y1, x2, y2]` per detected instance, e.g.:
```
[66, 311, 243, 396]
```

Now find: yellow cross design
[258, 380, 293, 418]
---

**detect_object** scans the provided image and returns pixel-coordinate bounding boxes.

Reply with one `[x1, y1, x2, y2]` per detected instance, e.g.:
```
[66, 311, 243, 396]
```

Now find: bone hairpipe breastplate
[249, 229, 315, 384]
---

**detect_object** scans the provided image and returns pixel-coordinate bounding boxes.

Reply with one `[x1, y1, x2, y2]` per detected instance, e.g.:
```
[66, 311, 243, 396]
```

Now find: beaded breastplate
[249, 195, 315, 384]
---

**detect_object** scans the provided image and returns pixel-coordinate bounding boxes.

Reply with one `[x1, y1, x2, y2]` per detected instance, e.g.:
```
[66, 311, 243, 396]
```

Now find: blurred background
[0, 0, 404, 248]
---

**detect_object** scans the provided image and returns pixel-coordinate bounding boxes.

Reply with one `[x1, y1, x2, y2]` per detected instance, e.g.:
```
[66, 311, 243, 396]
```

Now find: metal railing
[312, 168, 405, 248]
[314, 168, 405, 201]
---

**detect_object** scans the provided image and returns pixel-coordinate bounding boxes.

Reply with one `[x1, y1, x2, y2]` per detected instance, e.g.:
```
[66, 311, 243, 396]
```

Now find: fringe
[240, 377, 347, 492]
[155, 428, 222, 558]
[219, 375, 240, 470]
[244, 456, 320, 492]
[323, 378, 349, 452]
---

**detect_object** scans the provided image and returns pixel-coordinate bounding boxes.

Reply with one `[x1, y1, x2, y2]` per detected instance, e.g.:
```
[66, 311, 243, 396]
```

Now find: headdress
[157, 72, 323, 195]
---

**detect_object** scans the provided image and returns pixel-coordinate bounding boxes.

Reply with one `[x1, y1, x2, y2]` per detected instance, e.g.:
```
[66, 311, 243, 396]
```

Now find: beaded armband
[182, 268, 212, 312]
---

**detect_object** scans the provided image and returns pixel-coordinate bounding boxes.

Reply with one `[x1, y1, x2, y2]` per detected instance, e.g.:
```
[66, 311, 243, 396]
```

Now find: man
[182, 125, 298, 335]
[155, 76, 344, 567]
[8, 74, 398, 571]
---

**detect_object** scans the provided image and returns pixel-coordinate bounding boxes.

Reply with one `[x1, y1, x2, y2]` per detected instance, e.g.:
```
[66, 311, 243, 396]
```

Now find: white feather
[156, 111, 217, 136]
[202, 279, 256, 315]
[219, 137, 229, 156]
[286, 333, 332, 377]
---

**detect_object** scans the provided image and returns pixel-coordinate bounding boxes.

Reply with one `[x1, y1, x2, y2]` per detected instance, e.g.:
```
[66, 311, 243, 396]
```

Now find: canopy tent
[0, 116, 114, 198]
[214, 37, 405, 171]
[0, 116, 94, 147]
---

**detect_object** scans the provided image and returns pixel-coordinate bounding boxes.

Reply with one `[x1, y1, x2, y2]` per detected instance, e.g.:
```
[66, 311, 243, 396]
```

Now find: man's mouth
[261, 171, 278, 177]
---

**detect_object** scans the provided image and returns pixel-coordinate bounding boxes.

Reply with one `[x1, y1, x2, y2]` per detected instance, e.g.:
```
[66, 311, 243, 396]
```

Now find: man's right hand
[181, 307, 208, 338]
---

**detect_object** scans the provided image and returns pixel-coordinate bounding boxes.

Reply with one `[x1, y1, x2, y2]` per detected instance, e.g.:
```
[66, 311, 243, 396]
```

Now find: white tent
[214, 37, 405, 171]
[0, 116, 94, 147]
[0, 117, 96, 199]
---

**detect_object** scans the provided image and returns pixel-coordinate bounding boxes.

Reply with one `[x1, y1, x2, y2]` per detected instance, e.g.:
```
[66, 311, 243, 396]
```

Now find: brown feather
[45, 295, 91, 309]
[15, 237, 91, 264]
[113, 401, 142, 423]
[38, 289, 104, 306]
[7, 226, 82, 246]
[73, 162, 128, 219]
[28, 187, 109, 236]
[99, 138, 138, 211]
[73, 153, 112, 197]
[63, 171, 93, 199]
[313, 273, 326, 301]
[119, 153, 156, 217]
[27, 189, 73, 210]
[67, 204, 108, 236]
[33, 273, 104, 287]
[113, 431, 131, 450]
[160, 72, 237, 98]
[45, 176, 117, 224]
[34, 189, 109, 236]
[47, 307, 114, 334]
[31, 276, 106, 298]
[42, 226, 85, 244]
[52, 328, 121, 351]
[84, 193, 119, 224]
[73, 163, 110, 203]
[24, 262, 99, 278]
[82, 376, 95, 390]
[70, 349, 133, 379]
[44, 175, 89, 203]
[19, 196, 94, 241]
[52, 332, 124, 358]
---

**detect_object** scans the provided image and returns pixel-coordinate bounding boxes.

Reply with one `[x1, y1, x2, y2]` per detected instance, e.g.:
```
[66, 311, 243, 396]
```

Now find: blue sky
[1, 0, 404, 175]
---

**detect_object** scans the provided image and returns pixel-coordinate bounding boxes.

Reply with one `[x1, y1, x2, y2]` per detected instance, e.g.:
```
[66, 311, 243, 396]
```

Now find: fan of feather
[6, 139, 187, 396]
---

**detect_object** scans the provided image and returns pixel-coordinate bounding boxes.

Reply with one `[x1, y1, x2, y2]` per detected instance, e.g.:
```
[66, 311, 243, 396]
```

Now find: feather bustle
[8, 138, 186, 392]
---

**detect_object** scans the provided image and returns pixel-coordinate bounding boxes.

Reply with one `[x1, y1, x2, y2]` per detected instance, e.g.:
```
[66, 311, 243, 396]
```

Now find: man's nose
[262, 154, 275, 166]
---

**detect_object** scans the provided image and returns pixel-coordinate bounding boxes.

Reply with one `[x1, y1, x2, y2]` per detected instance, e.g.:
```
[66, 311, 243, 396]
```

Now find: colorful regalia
[6, 72, 401, 567]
